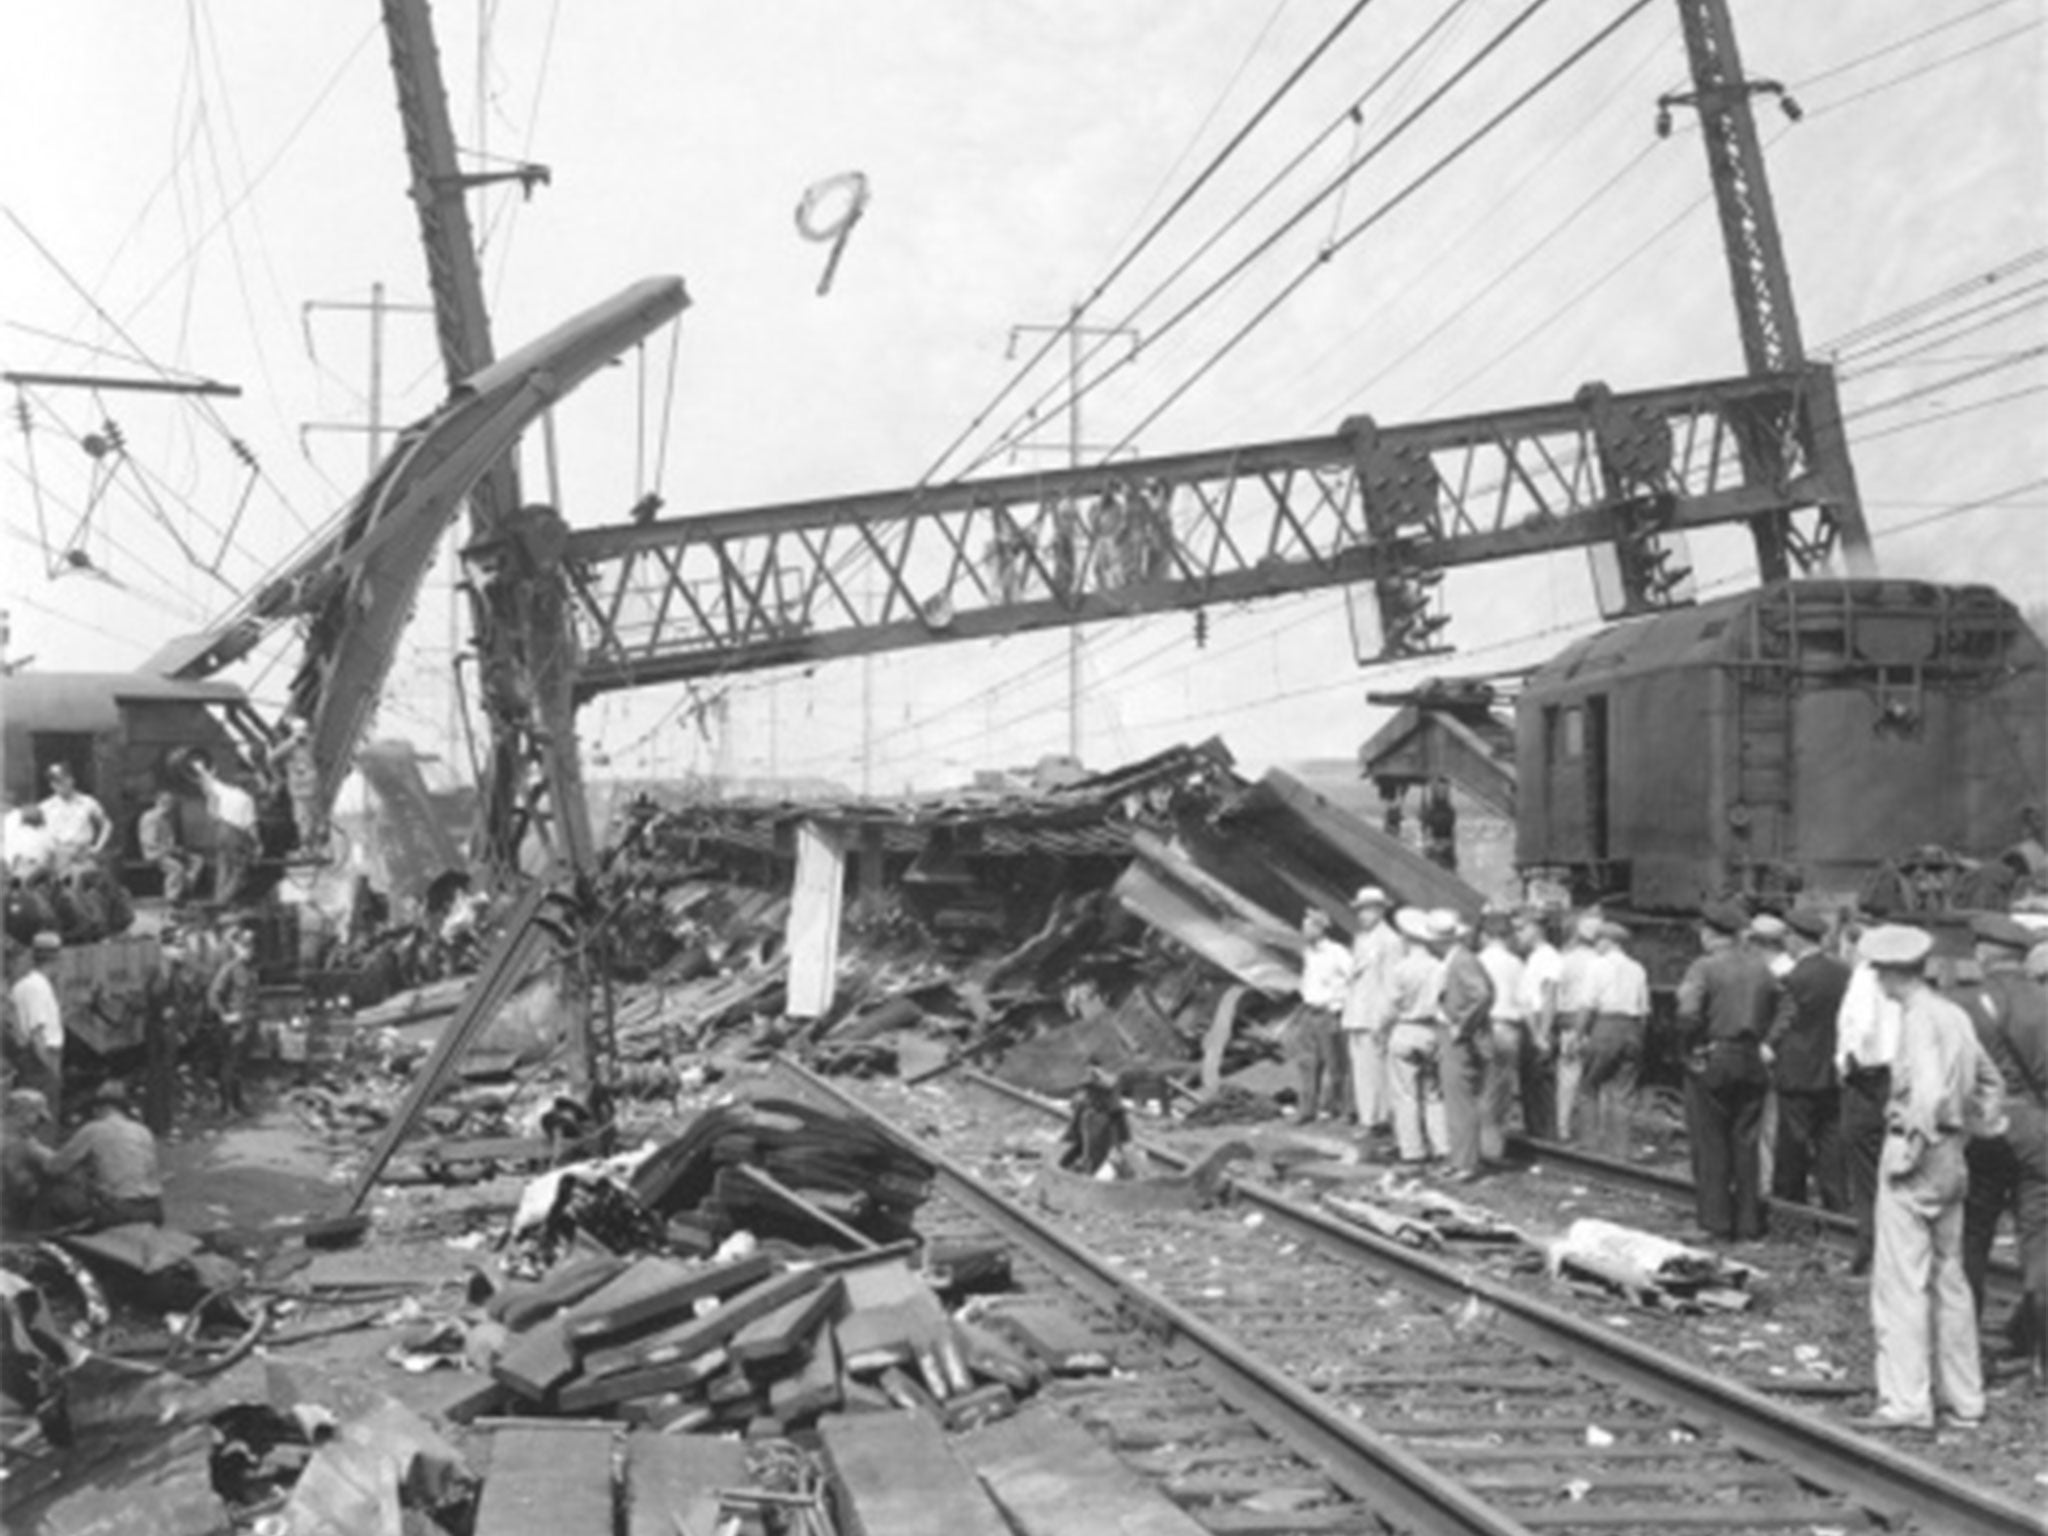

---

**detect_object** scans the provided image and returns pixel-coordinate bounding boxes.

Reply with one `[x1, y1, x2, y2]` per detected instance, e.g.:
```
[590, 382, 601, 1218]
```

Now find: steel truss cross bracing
[560, 366, 1859, 695]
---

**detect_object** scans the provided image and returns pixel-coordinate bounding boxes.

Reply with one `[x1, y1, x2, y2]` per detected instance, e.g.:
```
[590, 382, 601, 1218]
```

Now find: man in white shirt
[1837, 929, 1904, 1275]
[1514, 910, 1564, 1139]
[1342, 886, 1404, 1135]
[7, 932, 66, 1111]
[1585, 920, 1651, 1155]
[3, 805, 58, 884]
[1476, 908, 1526, 1162]
[39, 764, 110, 873]
[1555, 913, 1605, 1143]
[193, 756, 259, 903]
[1292, 909, 1352, 1126]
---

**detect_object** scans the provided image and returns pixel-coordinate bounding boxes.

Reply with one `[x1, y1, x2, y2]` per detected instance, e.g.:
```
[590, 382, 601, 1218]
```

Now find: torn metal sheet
[1112, 855, 1296, 996]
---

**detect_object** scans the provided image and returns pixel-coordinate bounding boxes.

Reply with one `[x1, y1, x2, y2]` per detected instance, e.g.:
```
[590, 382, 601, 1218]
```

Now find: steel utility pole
[1006, 306, 1140, 765]
[1665, 0, 1874, 577]
[301, 283, 435, 476]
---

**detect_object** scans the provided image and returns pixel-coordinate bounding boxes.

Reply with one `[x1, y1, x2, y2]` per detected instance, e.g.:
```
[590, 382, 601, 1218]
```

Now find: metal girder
[562, 367, 1854, 696]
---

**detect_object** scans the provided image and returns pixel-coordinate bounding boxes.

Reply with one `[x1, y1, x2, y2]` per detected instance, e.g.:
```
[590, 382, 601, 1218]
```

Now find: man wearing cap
[1291, 909, 1352, 1127]
[1386, 908, 1450, 1163]
[1513, 910, 1564, 1139]
[1837, 920, 1904, 1275]
[1554, 913, 1605, 1144]
[204, 925, 261, 1116]
[1855, 923, 2005, 1431]
[1583, 921, 1650, 1157]
[1476, 908, 1526, 1160]
[1341, 887, 1404, 1135]
[47, 1080, 166, 1229]
[1675, 901, 1779, 1242]
[1436, 910, 1495, 1181]
[1960, 912, 2048, 1384]
[7, 934, 66, 1114]
[1767, 909, 1850, 1211]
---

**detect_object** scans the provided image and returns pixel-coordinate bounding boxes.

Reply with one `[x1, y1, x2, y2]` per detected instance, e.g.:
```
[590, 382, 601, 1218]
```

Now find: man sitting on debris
[1059, 1066, 1132, 1178]
[1291, 909, 1352, 1126]
[47, 1080, 166, 1229]
[39, 763, 111, 875]
[191, 753, 259, 904]
[137, 789, 204, 906]
[0, 1088, 58, 1231]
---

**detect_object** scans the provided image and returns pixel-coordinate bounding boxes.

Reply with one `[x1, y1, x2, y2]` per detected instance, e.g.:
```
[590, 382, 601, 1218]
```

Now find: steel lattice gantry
[559, 365, 1861, 698]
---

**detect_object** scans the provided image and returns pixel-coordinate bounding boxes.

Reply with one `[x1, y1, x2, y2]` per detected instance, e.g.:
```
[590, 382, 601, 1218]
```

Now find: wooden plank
[565, 1251, 775, 1346]
[556, 1347, 729, 1415]
[578, 1268, 821, 1379]
[724, 1161, 878, 1251]
[982, 1302, 1116, 1373]
[730, 1275, 844, 1366]
[493, 1257, 692, 1402]
[786, 819, 845, 1019]
[473, 1424, 615, 1536]
[768, 1325, 843, 1425]
[624, 1432, 749, 1536]
[817, 1410, 1010, 1536]
[488, 1253, 628, 1331]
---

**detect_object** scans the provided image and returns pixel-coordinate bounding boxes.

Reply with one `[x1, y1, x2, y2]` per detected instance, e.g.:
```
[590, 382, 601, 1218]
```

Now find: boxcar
[1515, 579, 2046, 914]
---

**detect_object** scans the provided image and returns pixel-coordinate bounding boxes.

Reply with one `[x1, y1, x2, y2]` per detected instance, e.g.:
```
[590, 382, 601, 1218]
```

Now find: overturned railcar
[1515, 580, 2047, 913]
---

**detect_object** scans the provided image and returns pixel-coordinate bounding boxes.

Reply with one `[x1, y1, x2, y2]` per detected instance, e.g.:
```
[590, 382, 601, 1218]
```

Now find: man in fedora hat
[1853, 923, 2005, 1431]
[1385, 908, 1450, 1164]
[1342, 886, 1403, 1136]
[1675, 901, 1779, 1242]
[1960, 912, 2047, 1384]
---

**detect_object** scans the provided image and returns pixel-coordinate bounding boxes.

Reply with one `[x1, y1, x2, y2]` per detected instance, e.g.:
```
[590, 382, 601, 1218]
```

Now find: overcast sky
[3, 1, 2043, 795]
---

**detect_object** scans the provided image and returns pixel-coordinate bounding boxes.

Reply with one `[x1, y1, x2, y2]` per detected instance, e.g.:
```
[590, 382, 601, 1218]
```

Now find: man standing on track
[1583, 920, 1649, 1157]
[1960, 913, 2047, 1386]
[1386, 908, 1449, 1165]
[1476, 907, 1525, 1160]
[1554, 913, 1603, 1143]
[1675, 901, 1778, 1243]
[1291, 908, 1351, 1127]
[1769, 908, 1850, 1210]
[1341, 886, 1403, 1137]
[1436, 910, 1495, 1183]
[1853, 923, 2005, 1432]
[1513, 910, 1563, 1140]
[1837, 920, 1902, 1276]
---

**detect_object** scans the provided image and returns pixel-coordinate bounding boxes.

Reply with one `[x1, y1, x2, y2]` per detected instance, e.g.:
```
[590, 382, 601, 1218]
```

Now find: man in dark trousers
[1768, 908, 1851, 1209]
[141, 935, 208, 1136]
[204, 925, 260, 1116]
[1961, 912, 2047, 1385]
[1675, 901, 1780, 1242]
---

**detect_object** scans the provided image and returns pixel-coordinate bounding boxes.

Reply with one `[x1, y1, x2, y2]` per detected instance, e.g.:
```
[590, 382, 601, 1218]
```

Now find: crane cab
[1, 670, 271, 900]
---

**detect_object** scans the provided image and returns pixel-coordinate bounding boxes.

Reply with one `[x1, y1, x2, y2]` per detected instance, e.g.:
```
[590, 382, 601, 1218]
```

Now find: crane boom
[560, 366, 1853, 696]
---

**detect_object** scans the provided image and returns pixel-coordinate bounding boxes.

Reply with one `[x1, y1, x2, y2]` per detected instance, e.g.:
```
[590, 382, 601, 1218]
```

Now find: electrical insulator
[1193, 609, 1208, 649]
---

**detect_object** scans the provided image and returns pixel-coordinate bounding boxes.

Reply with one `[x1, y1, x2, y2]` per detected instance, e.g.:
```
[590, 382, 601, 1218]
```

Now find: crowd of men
[1290, 888, 2048, 1428]
[1, 918, 264, 1235]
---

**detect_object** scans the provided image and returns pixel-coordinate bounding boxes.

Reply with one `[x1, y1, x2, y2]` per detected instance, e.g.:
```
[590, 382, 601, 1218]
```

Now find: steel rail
[772, 1057, 1531, 1536]
[952, 1065, 2042, 1536]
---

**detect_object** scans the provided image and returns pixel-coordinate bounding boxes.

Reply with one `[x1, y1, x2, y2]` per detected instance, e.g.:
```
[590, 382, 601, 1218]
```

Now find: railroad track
[770, 1058, 2042, 1536]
